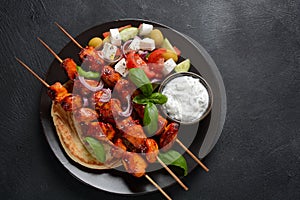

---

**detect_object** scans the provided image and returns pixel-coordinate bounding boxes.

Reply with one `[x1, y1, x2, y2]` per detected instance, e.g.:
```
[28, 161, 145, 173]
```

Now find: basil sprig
[129, 68, 168, 135]
[158, 150, 188, 176]
[85, 137, 106, 163]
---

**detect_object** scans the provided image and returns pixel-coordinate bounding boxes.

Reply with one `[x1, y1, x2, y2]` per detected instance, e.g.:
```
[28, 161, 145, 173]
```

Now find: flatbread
[51, 98, 122, 170]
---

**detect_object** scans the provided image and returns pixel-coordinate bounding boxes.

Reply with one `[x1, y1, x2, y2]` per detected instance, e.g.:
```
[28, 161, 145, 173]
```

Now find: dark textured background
[0, 0, 299, 199]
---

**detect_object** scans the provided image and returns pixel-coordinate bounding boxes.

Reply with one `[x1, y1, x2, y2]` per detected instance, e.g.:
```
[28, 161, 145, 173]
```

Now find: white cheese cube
[139, 23, 153, 36]
[110, 28, 122, 46]
[102, 43, 117, 60]
[128, 36, 141, 51]
[163, 58, 177, 75]
[114, 58, 128, 77]
[139, 38, 155, 51]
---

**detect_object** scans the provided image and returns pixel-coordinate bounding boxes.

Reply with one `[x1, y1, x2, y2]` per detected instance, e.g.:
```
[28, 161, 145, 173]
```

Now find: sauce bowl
[158, 72, 213, 125]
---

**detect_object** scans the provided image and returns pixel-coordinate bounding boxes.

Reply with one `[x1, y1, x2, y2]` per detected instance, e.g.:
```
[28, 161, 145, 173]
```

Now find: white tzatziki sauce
[162, 76, 209, 123]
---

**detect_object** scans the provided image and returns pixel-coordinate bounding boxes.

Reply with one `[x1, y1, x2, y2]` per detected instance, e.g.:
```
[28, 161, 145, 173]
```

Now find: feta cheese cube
[128, 36, 141, 51]
[139, 23, 153, 36]
[163, 58, 177, 75]
[139, 38, 155, 51]
[110, 28, 121, 46]
[114, 58, 128, 77]
[102, 43, 117, 60]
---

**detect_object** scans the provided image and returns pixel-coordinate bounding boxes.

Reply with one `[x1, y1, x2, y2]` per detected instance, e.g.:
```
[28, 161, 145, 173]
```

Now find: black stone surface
[0, 0, 299, 200]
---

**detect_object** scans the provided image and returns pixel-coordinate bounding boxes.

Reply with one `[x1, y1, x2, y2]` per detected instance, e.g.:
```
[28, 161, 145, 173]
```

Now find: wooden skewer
[55, 22, 83, 49]
[55, 22, 209, 172]
[37, 37, 63, 63]
[157, 156, 188, 191]
[176, 139, 209, 172]
[15, 57, 50, 88]
[145, 174, 172, 200]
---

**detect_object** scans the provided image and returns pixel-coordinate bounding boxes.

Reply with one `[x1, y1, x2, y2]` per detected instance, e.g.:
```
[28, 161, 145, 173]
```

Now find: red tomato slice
[147, 58, 164, 79]
[126, 51, 157, 79]
[126, 51, 147, 69]
[139, 65, 156, 79]
[147, 48, 166, 63]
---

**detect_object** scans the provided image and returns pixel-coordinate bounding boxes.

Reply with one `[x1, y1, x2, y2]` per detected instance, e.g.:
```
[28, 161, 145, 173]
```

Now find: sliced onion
[121, 39, 133, 57]
[99, 88, 111, 102]
[151, 78, 162, 84]
[78, 75, 104, 92]
[138, 50, 149, 60]
[138, 50, 147, 54]
[119, 95, 133, 117]
[83, 97, 89, 107]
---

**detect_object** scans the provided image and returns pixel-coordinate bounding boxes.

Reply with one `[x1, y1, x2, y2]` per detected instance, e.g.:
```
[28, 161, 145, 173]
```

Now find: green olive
[149, 29, 164, 47]
[88, 37, 103, 48]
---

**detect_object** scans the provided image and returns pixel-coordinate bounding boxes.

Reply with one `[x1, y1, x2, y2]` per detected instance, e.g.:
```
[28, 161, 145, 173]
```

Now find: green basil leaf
[77, 66, 100, 79]
[129, 68, 153, 97]
[158, 150, 188, 176]
[85, 137, 106, 163]
[143, 102, 158, 136]
[148, 92, 168, 104]
[133, 94, 148, 104]
[133, 93, 168, 105]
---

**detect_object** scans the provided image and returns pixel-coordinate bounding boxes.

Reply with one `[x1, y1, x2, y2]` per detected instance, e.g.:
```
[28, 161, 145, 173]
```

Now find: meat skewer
[37, 37, 78, 80]
[54, 22, 209, 172]
[36, 41, 189, 190]
[109, 97, 189, 190]
[15, 57, 172, 200]
[38, 37, 120, 90]
[15, 57, 80, 110]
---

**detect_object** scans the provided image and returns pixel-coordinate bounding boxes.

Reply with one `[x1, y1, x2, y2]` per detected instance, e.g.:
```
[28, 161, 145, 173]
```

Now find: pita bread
[51, 83, 122, 170]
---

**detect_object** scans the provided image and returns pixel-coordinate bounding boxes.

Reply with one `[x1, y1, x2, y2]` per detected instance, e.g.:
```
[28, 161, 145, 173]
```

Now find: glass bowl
[158, 72, 213, 125]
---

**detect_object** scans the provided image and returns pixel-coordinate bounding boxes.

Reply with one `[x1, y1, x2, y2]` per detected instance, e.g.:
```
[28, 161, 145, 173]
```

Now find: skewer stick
[37, 37, 63, 63]
[15, 57, 50, 88]
[55, 22, 209, 172]
[176, 139, 209, 172]
[145, 174, 172, 200]
[157, 156, 188, 191]
[54, 22, 83, 49]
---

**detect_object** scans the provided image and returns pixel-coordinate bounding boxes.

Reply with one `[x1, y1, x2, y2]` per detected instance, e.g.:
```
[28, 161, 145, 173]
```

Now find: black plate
[40, 19, 226, 195]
